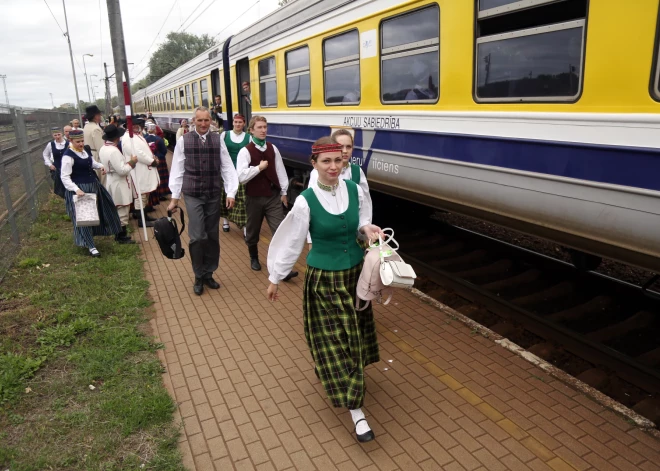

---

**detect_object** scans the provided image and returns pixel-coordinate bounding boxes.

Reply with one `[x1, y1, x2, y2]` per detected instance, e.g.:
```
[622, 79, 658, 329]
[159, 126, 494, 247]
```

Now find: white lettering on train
[370, 157, 399, 174]
[342, 116, 400, 129]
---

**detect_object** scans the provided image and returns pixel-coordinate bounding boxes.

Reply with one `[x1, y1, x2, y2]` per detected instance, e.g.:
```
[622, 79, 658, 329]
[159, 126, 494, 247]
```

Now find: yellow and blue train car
[137, 0, 660, 273]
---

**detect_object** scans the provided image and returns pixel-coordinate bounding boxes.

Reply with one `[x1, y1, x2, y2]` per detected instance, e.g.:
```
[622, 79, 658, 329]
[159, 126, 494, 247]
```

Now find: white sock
[89, 248, 99, 256]
[223, 218, 229, 225]
[350, 408, 371, 435]
[243, 227, 247, 236]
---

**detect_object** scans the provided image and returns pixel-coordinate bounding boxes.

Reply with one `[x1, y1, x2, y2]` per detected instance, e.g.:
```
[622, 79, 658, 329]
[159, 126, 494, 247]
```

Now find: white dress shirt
[43, 139, 67, 167]
[60, 149, 104, 193]
[236, 141, 288, 195]
[170, 130, 238, 200]
[267, 179, 370, 284]
[306, 165, 372, 243]
[220, 131, 252, 147]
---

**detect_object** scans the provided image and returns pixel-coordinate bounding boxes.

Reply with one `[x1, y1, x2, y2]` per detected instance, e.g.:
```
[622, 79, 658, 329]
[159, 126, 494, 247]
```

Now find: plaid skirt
[155, 157, 171, 198]
[220, 183, 247, 228]
[64, 181, 121, 249]
[303, 263, 380, 409]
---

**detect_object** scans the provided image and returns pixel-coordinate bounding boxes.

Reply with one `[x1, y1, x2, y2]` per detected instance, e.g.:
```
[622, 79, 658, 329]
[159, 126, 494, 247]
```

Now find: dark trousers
[245, 189, 284, 258]
[185, 193, 222, 278]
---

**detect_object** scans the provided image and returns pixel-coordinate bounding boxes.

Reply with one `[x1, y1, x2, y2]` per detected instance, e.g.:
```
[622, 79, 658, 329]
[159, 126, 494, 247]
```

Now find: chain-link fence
[0, 105, 79, 279]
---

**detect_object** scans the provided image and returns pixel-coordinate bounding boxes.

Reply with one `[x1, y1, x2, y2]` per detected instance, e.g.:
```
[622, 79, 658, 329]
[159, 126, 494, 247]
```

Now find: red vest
[245, 142, 280, 197]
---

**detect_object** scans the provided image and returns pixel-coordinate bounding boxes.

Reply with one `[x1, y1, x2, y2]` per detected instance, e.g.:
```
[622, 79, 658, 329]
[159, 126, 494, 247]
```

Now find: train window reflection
[380, 5, 439, 104]
[185, 85, 192, 109]
[200, 79, 209, 108]
[286, 46, 311, 106]
[381, 6, 439, 51]
[259, 56, 277, 108]
[476, 21, 584, 101]
[324, 30, 360, 105]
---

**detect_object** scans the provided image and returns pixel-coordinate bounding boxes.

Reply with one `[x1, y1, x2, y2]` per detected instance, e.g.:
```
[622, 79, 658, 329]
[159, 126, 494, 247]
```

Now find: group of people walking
[167, 106, 383, 442]
[43, 105, 170, 256]
[46, 103, 385, 443]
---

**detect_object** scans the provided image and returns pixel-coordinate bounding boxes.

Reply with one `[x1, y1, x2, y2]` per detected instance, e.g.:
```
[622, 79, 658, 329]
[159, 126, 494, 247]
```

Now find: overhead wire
[131, 0, 179, 77]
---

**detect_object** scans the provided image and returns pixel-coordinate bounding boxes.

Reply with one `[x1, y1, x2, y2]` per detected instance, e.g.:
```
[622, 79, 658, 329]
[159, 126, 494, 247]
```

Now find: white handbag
[376, 229, 416, 289]
[73, 193, 100, 227]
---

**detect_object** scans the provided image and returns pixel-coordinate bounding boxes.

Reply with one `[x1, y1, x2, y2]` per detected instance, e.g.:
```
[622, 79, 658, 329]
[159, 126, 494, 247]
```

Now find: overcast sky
[3, 0, 280, 109]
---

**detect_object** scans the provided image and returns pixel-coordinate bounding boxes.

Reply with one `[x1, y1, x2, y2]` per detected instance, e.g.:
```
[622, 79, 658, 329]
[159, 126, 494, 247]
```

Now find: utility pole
[0, 75, 9, 106]
[50, 93, 55, 108]
[107, 0, 132, 117]
[62, 0, 83, 123]
[82, 54, 93, 104]
[104, 62, 112, 116]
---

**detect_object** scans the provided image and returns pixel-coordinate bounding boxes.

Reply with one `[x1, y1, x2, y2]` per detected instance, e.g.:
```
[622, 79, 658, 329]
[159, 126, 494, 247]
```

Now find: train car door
[211, 69, 220, 99]
[236, 58, 251, 123]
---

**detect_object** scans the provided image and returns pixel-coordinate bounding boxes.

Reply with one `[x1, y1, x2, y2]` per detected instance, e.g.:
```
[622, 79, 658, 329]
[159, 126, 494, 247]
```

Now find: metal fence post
[0, 144, 19, 244]
[13, 109, 38, 220]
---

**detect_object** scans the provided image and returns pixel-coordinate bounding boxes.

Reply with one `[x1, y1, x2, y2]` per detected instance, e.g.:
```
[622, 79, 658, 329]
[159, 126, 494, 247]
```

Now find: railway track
[376, 196, 660, 426]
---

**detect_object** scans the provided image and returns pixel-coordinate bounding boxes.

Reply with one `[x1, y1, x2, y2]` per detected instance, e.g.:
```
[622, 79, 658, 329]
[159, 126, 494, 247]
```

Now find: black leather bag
[153, 209, 186, 260]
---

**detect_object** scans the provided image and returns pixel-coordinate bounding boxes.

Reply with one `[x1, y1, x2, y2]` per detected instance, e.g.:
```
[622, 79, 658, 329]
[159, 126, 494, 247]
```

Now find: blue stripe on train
[267, 123, 660, 192]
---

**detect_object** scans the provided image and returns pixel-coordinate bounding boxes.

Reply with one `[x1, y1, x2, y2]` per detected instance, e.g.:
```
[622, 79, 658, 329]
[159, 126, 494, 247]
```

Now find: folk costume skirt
[155, 157, 171, 199]
[303, 263, 380, 409]
[50, 169, 66, 199]
[220, 183, 247, 228]
[64, 181, 121, 249]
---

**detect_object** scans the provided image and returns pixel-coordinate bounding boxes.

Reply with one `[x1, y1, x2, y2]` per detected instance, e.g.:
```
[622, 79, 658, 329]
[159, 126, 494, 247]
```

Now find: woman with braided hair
[266, 136, 384, 443]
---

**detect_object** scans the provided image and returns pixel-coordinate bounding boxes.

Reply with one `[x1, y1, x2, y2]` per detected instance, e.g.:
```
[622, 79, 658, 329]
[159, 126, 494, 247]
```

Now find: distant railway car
[137, 0, 660, 274]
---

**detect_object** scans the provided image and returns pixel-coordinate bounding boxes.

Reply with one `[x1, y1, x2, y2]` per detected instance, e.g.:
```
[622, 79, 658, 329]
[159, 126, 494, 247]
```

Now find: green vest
[224, 131, 251, 168]
[302, 179, 363, 271]
[350, 163, 360, 184]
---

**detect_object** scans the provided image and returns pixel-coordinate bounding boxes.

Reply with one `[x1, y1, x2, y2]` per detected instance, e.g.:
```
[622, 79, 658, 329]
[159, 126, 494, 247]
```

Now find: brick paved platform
[136, 195, 660, 471]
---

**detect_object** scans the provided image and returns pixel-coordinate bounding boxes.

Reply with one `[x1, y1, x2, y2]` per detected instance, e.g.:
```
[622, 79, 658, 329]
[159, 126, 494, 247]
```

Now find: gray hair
[193, 106, 211, 119]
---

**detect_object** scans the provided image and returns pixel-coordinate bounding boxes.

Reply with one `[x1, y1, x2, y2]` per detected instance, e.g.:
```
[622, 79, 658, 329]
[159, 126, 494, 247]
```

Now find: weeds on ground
[0, 196, 183, 470]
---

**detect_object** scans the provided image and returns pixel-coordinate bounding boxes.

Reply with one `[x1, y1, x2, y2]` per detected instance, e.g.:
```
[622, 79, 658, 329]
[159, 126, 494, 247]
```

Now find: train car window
[478, 0, 563, 17]
[185, 85, 192, 109]
[285, 46, 311, 106]
[200, 79, 209, 107]
[653, 11, 660, 100]
[171, 91, 175, 110]
[192, 82, 200, 108]
[323, 30, 360, 105]
[259, 56, 278, 108]
[380, 5, 440, 104]
[475, 0, 587, 102]
[179, 88, 184, 110]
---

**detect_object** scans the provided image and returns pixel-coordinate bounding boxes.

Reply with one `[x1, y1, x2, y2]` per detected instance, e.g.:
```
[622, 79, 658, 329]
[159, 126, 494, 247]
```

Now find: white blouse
[42, 139, 67, 166]
[306, 165, 372, 242]
[60, 149, 104, 193]
[267, 179, 371, 284]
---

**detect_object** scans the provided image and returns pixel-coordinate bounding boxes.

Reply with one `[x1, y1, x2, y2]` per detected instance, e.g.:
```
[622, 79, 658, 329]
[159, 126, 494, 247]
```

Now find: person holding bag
[61, 129, 122, 257]
[266, 137, 385, 443]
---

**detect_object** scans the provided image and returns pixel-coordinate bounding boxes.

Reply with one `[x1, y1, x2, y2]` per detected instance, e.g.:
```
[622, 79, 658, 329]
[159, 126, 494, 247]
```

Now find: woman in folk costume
[267, 137, 385, 443]
[175, 119, 189, 142]
[120, 117, 159, 228]
[98, 124, 138, 244]
[307, 129, 372, 248]
[144, 122, 171, 201]
[43, 126, 68, 198]
[220, 114, 251, 236]
[61, 129, 122, 257]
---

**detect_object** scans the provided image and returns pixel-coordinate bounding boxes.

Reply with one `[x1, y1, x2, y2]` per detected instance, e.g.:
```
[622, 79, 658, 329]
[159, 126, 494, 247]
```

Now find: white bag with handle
[73, 193, 100, 227]
[355, 228, 416, 311]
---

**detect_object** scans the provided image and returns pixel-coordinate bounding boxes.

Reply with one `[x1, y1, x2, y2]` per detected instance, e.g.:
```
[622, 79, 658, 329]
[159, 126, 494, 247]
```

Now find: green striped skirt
[303, 263, 380, 409]
[220, 183, 247, 229]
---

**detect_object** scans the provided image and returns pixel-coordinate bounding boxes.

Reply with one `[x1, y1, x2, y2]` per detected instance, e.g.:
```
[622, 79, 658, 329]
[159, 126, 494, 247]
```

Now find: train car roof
[229, 0, 356, 58]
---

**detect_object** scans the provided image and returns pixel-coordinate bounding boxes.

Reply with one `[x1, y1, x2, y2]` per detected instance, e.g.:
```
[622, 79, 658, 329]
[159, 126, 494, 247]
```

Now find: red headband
[234, 114, 246, 122]
[312, 143, 343, 154]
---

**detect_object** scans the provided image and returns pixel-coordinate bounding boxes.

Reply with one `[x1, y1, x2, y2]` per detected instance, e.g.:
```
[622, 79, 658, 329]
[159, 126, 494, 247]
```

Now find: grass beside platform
[0, 195, 184, 470]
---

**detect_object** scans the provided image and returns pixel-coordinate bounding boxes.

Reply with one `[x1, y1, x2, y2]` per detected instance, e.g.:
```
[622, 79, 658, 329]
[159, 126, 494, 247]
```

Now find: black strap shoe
[355, 419, 375, 443]
[250, 258, 262, 271]
[203, 276, 220, 289]
[193, 278, 204, 296]
[116, 237, 136, 244]
[283, 271, 298, 282]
